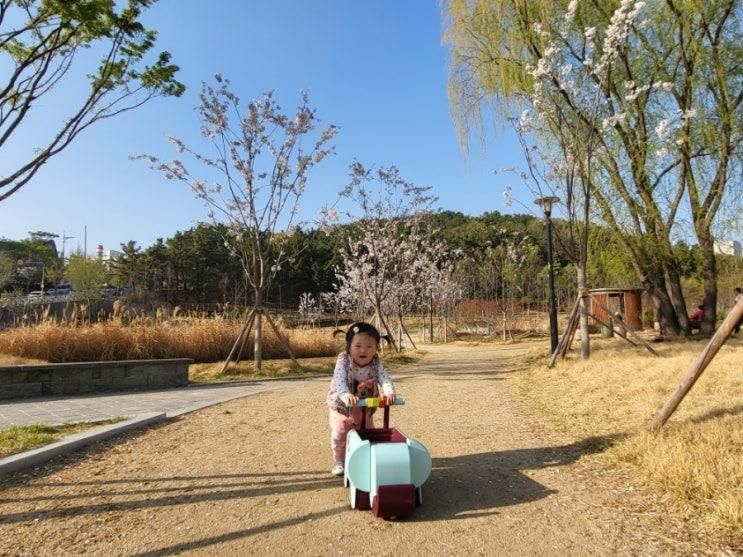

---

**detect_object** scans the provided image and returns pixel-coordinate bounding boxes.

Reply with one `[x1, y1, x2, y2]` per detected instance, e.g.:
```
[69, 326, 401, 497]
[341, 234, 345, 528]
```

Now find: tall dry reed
[0, 319, 337, 363]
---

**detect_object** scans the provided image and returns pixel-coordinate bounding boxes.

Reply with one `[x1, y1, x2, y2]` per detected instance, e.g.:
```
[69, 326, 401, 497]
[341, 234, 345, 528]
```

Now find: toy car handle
[354, 396, 405, 408]
[352, 396, 404, 429]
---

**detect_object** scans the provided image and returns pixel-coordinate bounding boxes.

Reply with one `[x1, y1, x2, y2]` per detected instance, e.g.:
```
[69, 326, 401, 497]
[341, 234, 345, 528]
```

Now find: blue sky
[0, 0, 526, 256]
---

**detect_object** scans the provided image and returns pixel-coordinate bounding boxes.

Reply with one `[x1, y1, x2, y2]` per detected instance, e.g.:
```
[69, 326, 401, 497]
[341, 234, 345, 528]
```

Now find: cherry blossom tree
[298, 292, 321, 327]
[383, 225, 461, 347]
[323, 162, 443, 349]
[141, 76, 337, 369]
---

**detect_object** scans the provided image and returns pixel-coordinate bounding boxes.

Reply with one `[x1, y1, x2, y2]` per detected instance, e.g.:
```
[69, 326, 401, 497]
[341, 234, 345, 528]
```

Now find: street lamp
[535, 195, 560, 353]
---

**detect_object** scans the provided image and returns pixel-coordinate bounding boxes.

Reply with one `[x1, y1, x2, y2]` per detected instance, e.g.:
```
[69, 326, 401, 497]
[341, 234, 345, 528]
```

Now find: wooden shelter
[548, 288, 659, 368]
[589, 288, 643, 331]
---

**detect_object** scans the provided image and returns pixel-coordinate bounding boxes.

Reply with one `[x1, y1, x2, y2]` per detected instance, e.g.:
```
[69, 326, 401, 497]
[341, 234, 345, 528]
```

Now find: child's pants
[329, 408, 375, 462]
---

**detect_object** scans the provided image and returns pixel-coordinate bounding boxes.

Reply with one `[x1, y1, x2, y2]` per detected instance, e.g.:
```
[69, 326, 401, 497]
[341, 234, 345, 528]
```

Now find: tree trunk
[374, 304, 398, 352]
[665, 263, 691, 335]
[576, 266, 590, 359]
[646, 277, 681, 336]
[697, 232, 718, 334]
[254, 290, 263, 371]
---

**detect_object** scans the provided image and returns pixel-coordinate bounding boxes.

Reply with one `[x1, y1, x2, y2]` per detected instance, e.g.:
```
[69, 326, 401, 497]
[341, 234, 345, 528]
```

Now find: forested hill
[1, 211, 733, 310]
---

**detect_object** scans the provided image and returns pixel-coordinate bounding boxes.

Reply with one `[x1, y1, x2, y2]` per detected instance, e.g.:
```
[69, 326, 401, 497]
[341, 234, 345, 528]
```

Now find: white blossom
[601, 112, 626, 131]
[532, 58, 551, 79]
[518, 110, 532, 132]
[654, 119, 672, 140]
[595, 0, 646, 79]
[503, 186, 513, 207]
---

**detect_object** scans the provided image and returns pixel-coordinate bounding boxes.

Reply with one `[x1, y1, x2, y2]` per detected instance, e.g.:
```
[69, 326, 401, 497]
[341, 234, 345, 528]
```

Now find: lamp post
[535, 196, 560, 353]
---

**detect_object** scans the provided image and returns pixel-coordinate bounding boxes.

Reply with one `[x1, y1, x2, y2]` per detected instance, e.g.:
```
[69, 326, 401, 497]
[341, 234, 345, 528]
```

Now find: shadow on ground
[0, 470, 338, 526]
[414, 435, 614, 521]
[690, 403, 743, 424]
[135, 505, 349, 557]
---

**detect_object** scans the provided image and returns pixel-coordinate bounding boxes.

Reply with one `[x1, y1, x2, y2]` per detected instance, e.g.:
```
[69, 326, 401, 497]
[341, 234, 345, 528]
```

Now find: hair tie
[353, 326, 360, 333]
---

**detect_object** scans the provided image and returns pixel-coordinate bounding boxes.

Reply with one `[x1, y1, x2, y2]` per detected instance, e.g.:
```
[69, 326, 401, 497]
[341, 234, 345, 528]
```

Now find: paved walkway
[0, 381, 279, 427]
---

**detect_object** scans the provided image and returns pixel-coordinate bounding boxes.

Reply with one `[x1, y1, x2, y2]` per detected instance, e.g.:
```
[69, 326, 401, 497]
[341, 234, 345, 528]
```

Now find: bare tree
[141, 76, 337, 370]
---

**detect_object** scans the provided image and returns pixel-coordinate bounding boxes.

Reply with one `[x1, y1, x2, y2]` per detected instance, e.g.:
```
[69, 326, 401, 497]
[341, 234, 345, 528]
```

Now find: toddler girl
[326, 322, 396, 476]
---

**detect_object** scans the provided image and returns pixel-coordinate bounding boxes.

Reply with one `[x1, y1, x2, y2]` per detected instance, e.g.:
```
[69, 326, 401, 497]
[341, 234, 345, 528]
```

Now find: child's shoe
[331, 461, 344, 476]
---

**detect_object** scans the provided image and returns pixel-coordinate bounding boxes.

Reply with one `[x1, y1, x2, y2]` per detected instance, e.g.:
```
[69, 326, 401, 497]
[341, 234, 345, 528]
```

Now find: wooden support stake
[401, 320, 418, 351]
[588, 293, 660, 357]
[548, 295, 581, 368]
[562, 305, 581, 358]
[219, 308, 256, 374]
[263, 310, 299, 367]
[235, 310, 257, 364]
[377, 313, 399, 352]
[565, 292, 588, 354]
[648, 297, 743, 431]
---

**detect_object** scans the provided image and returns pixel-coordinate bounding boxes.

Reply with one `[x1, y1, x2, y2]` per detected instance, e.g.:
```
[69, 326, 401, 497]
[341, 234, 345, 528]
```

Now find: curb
[188, 373, 330, 388]
[0, 412, 166, 476]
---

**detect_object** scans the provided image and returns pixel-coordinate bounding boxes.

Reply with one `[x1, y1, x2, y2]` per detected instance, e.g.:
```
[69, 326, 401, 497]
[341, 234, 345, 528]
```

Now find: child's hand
[341, 393, 359, 406]
[382, 394, 396, 405]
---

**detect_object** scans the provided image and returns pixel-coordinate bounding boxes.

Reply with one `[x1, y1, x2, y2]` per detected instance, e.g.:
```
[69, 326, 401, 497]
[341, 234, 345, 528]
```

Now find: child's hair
[333, 321, 391, 351]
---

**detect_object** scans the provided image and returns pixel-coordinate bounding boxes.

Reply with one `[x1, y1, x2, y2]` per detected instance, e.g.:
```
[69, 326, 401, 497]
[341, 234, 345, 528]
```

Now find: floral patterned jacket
[326, 352, 395, 414]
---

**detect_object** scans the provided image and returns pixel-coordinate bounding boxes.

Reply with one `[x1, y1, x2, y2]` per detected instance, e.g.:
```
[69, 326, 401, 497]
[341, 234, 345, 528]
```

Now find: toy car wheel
[372, 485, 416, 518]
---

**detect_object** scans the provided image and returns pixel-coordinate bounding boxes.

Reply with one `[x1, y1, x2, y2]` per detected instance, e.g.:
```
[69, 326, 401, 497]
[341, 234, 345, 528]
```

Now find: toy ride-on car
[344, 396, 432, 519]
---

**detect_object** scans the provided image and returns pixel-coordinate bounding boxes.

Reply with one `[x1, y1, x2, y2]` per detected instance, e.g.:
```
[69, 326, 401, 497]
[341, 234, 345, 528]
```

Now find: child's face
[349, 333, 378, 366]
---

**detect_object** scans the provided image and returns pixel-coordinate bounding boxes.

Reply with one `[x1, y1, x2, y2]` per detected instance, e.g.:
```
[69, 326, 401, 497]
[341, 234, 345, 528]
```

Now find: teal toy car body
[343, 397, 432, 518]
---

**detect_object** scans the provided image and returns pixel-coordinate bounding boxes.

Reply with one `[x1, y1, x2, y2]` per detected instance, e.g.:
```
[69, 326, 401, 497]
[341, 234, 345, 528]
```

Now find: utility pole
[60, 231, 74, 261]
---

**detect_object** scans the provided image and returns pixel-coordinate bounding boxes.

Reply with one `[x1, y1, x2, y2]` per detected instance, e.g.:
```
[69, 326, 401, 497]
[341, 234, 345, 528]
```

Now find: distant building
[95, 245, 123, 262]
[713, 239, 742, 258]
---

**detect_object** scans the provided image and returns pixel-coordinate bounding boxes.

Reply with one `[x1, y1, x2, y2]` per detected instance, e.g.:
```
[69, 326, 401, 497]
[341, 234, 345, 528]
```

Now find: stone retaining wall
[0, 359, 193, 400]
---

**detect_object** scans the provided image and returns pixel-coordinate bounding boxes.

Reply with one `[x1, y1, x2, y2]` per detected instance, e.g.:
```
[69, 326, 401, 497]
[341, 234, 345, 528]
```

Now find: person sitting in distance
[689, 304, 704, 330]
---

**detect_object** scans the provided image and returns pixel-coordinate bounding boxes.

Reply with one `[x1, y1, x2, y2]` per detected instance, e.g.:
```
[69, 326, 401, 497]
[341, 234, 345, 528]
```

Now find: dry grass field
[518, 334, 743, 541]
[0, 319, 338, 363]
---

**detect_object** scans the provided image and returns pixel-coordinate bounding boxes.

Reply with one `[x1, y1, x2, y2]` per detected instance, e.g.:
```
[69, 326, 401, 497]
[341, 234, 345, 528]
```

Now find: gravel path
[0, 343, 718, 556]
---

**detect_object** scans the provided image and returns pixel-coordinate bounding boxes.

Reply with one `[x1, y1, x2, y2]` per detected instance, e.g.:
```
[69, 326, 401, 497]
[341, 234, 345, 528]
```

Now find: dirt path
[0, 343, 715, 556]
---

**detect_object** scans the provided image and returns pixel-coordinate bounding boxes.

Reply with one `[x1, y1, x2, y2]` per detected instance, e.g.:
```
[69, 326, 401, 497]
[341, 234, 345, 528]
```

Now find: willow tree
[445, 0, 743, 336]
[0, 0, 183, 202]
[142, 76, 337, 370]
